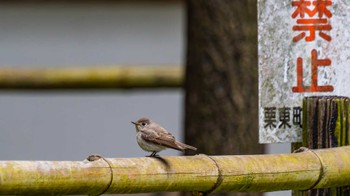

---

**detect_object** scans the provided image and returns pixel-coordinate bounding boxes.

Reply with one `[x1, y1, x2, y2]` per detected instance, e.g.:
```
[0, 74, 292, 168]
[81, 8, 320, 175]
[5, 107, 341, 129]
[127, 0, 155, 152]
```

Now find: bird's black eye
[141, 122, 146, 126]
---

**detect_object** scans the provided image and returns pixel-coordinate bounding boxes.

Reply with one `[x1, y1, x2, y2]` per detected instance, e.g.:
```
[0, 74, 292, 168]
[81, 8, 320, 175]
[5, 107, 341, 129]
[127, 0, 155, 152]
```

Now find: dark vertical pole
[184, 0, 264, 195]
[292, 96, 350, 196]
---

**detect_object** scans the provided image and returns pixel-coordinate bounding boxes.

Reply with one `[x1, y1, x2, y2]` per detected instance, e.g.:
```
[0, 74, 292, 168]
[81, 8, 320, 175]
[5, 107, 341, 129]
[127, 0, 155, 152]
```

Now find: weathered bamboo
[292, 96, 350, 196]
[1, 147, 350, 195]
[0, 66, 182, 89]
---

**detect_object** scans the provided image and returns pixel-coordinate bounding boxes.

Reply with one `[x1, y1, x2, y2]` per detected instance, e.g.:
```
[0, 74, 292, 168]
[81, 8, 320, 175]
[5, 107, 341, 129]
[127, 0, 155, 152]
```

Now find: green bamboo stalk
[1, 147, 350, 195]
[0, 66, 183, 89]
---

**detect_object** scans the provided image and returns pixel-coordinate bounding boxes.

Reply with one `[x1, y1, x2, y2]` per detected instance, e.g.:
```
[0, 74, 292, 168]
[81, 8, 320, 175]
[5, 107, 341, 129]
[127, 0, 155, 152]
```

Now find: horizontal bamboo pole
[0, 147, 350, 195]
[0, 66, 182, 89]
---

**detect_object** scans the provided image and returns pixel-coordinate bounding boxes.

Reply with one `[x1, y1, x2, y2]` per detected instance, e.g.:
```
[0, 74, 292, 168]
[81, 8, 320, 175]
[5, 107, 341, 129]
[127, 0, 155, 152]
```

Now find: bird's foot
[147, 152, 160, 157]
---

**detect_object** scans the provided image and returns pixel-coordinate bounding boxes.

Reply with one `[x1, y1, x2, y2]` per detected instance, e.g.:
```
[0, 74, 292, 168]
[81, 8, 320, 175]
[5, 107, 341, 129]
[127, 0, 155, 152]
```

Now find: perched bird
[131, 117, 197, 157]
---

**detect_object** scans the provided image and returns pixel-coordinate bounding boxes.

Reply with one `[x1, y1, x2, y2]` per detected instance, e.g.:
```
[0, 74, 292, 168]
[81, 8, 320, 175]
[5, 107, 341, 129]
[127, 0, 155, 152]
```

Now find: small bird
[131, 117, 197, 157]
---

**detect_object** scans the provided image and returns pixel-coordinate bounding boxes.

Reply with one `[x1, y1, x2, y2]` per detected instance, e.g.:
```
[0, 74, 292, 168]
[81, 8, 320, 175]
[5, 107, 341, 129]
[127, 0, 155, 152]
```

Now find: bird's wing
[140, 129, 184, 151]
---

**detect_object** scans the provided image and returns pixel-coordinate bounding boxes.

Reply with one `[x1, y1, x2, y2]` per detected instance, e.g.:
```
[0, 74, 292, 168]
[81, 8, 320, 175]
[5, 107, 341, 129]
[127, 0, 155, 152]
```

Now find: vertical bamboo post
[292, 96, 350, 196]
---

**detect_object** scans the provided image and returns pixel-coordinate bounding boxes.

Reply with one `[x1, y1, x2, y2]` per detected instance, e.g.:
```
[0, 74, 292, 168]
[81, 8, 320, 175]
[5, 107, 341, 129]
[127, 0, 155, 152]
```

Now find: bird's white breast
[136, 132, 166, 152]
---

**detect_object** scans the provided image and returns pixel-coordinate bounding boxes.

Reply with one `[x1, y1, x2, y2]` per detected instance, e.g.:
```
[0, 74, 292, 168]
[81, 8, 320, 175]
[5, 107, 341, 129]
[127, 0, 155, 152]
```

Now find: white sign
[258, 0, 350, 143]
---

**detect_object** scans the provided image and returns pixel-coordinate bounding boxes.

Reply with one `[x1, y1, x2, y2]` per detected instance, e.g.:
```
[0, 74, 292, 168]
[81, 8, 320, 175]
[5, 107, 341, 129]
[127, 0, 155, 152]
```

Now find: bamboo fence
[0, 146, 350, 195]
[0, 66, 182, 89]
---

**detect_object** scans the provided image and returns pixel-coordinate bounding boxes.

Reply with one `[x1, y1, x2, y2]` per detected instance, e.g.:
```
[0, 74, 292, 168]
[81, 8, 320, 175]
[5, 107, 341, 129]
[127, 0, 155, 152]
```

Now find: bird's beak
[131, 121, 138, 125]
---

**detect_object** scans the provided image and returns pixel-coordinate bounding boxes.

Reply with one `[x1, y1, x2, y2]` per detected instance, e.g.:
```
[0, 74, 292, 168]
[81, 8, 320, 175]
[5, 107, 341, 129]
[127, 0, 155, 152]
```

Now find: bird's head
[131, 117, 151, 131]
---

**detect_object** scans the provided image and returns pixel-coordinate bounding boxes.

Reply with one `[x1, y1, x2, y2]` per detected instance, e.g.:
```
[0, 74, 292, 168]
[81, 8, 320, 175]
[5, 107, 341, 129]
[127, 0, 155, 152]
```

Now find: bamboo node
[293, 147, 310, 153]
[195, 154, 223, 194]
[84, 154, 114, 196]
[86, 154, 103, 162]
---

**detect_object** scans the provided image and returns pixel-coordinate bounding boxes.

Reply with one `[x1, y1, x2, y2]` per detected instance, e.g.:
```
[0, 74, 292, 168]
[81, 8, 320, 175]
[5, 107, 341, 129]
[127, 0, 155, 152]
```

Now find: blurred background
[0, 1, 289, 195]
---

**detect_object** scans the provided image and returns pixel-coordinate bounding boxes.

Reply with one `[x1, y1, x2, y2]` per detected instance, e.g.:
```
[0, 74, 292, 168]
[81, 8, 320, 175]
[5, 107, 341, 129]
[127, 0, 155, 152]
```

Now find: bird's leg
[147, 152, 155, 157]
[147, 151, 159, 157]
[154, 152, 159, 157]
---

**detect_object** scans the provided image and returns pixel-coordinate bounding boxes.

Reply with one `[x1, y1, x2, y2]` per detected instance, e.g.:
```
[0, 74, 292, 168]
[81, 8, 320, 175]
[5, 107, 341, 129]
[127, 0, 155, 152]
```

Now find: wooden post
[184, 1, 262, 195]
[292, 96, 350, 196]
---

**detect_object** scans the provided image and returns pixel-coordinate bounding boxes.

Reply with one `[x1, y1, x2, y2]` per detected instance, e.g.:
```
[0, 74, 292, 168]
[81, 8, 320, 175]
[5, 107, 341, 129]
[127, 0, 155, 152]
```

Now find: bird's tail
[175, 141, 197, 151]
